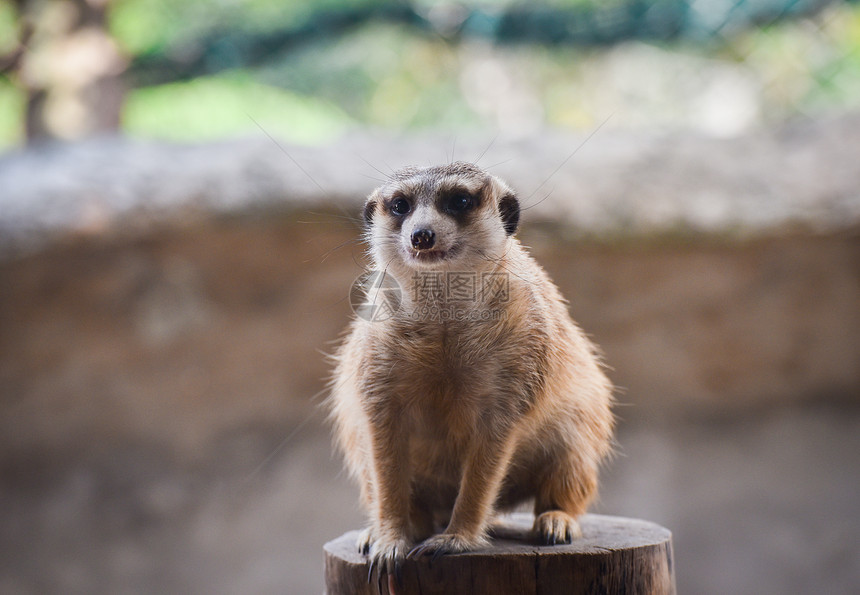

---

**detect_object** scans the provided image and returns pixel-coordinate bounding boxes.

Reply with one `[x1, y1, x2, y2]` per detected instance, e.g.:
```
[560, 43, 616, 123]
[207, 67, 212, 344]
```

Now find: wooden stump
[324, 513, 675, 594]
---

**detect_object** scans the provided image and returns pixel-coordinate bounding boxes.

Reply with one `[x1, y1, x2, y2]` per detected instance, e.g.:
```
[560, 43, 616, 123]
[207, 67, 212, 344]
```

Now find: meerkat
[328, 162, 614, 585]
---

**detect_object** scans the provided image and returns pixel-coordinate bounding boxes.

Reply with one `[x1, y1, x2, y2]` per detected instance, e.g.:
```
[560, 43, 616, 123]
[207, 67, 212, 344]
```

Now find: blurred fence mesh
[110, 0, 860, 135]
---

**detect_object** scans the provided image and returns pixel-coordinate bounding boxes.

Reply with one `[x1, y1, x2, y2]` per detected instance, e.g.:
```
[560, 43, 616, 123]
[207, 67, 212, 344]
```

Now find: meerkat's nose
[411, 229, 436, 250]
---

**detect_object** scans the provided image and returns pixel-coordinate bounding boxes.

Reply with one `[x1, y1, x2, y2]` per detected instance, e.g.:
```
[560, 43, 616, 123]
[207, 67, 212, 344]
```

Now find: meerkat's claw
[534, 511, 582, 545]
[367, 538, 408, 593]
[431, 547, 447, 563]
[407, 533, 485, 561]
[406, 544, 423, 559]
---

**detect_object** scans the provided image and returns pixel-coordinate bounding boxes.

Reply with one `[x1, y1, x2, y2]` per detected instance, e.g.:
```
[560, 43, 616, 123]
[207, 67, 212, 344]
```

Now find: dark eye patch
[388, 194, 411, 216]
[441, 188, 477, 215]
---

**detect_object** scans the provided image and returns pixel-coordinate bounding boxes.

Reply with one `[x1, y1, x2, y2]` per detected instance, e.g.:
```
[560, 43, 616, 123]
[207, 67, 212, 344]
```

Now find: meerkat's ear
[498, 193, 520, 236]
[363, 199, 376, 227]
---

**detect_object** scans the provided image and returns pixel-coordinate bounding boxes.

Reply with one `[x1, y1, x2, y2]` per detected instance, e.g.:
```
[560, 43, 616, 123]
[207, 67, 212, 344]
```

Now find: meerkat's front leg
[364, 401, 412, 583]
[409, 425, 519, 559]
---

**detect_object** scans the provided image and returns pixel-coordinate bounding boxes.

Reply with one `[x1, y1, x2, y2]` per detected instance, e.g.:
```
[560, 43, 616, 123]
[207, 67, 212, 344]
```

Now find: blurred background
[0, 0, 859, 593]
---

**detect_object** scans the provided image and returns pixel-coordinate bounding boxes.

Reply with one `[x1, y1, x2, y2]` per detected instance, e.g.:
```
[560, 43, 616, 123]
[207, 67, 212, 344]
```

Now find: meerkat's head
[362, 162, 520, 274]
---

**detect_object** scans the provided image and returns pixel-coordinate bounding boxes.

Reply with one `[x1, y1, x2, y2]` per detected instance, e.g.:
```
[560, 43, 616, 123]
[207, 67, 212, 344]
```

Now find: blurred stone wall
[1, 217, 857, 457]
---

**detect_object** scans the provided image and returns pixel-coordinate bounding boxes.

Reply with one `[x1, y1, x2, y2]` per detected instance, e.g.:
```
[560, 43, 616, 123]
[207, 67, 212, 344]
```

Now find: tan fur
[328, 162, 614, 575]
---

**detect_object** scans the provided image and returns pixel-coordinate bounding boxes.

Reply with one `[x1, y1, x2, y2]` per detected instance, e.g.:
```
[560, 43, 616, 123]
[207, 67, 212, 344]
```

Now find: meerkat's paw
[534, 511, 582, 545]
[407, 532, 488, 561]
[367, 537, 410, 592]
[356, 526, 376, 555]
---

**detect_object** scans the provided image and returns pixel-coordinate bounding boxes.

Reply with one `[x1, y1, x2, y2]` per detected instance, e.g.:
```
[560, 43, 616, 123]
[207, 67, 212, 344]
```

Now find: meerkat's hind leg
[533, 458, 597, 545]
[533, 510, 582, 545]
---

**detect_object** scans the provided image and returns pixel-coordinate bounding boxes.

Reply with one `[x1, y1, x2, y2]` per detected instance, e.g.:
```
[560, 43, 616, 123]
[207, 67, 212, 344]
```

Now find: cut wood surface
[324, 513, 675, 595]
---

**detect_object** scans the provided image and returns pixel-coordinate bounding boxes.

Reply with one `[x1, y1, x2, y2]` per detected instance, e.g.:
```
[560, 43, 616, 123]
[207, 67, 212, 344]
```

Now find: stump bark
[324, 513, 675, 594]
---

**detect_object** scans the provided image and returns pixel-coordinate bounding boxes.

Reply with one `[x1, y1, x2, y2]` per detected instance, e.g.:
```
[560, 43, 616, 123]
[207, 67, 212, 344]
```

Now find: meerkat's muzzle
[411, 229, 436, 250]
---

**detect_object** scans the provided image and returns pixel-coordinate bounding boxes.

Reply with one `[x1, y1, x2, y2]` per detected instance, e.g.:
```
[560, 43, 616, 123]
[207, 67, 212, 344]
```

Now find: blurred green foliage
[0, 1, 16, 54]
[0, 2, 20, 145]
[254, 24, 478, 130]
[0, 0, 859, 149]
[123, 72, 351, 143]
[0, 78, 23, 146]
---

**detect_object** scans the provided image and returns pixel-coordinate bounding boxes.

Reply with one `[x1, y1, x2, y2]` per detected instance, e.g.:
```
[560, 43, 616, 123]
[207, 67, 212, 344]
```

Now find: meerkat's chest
[403, 318, 491, 366]
[381, 319, 499, 407]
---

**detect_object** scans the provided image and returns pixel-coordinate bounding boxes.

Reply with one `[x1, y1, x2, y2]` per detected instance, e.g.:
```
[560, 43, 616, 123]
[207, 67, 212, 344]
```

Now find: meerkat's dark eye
[390, 197, 411, 216]
[445, 192, 473, 214]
